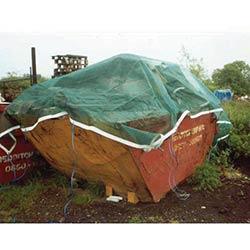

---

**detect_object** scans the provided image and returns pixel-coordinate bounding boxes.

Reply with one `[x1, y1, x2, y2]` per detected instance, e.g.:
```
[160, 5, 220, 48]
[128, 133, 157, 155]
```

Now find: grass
[71, 182, 104, 205]
[189, 161, 222, 191]
[47, 172, 69, 189]
[0, 168, 68, 221]
[70, 181, 104, 205]
[146, 216, 164, 223]
[72, 192, 95, 205]
[78, 181, 105, 197]
[128, 215, 164, 223]
[168, 218, 180, 223]
[0, 181, 44, 211]
[128, 215, 145, 223]
[0, 168, 103, 221]
[0, 180, 45, 222]
[222, 100, 250, 159]
[0, 167, 117, 219]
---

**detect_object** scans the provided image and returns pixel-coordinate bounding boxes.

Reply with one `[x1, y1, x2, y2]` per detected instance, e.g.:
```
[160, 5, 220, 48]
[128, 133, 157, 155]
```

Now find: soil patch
[1, 170, 248, 223]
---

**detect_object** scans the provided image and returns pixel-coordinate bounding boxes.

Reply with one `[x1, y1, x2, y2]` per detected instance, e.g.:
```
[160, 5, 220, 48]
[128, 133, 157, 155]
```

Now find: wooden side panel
[26, 117, 152, 202]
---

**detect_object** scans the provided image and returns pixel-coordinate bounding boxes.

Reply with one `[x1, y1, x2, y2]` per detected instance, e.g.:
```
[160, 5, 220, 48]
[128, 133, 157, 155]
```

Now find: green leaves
[222, 101, 250, 159]
[179, 46, 209, 83]
[212, 61, 250, 95]
[189, 162, 221, 191]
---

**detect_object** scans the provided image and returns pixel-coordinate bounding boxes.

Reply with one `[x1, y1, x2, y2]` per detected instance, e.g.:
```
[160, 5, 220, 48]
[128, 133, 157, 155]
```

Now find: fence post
[31, 47, 37, 84]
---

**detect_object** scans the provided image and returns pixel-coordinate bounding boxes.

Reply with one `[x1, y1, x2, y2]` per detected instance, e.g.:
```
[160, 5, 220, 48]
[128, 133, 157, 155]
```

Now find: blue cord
[63, 123, 77, 217]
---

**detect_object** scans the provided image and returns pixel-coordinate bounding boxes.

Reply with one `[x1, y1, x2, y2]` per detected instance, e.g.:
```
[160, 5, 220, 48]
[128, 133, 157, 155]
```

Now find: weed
[189, 161, 221, 191]
[50, 172, 69, 189]
[69, 180, 104, 205]
[168, 218, 180, 223]
[223, 168, 247, 180]
[0, 181, 44, 213]
[86, 182, 104, 197]
[128, 215, 164, 223]
[77, 180, 105, 197]
[209, 148, 232, 169]
[222, 101, 250, 159]
[145, 216, 164, 223]
[128, 215, 145, 223]
[72, 192, 94, 205]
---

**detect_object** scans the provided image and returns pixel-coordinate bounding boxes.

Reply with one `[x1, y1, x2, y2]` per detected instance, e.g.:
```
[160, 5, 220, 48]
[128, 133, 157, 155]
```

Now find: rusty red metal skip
[130, 114, 217, 202]
[0, 103, 45, 184]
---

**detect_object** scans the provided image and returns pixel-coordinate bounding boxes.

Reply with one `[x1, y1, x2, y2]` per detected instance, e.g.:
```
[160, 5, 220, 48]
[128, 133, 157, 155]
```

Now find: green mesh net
[6, 54, 231, 149]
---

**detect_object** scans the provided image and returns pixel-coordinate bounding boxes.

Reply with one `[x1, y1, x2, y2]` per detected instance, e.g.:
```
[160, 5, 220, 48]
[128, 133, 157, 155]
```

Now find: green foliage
[128, 215, 164, 223]
[228, 133, 250, 159]
[209, 148, 232, 169]
[145, 216, 164, 223]
[222, 101, 250, 159]
[0, 73, 31, 101]
[179, 46, 209, 83]
[128, 215, 145, 223]
[49, 172, 69, 189]
[0, 181, 44, 212]
[206, 81, 220, 92]
[207, 100, 250, 170]
[72, 192, 94, 205]
[189, 162, 221, 191]
[212, 61, 250, 95]
[85, 182, 105, 197]
[72, 181, 104, 205]
[178, 46, 220, 91]
[79, 181, 105, 197]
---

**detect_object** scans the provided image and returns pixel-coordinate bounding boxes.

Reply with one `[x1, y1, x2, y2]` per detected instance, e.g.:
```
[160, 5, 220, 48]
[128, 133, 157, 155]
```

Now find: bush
[209, 148, 232, 169]
[189, 162, 221, 191]
[222, 101, 250, 159]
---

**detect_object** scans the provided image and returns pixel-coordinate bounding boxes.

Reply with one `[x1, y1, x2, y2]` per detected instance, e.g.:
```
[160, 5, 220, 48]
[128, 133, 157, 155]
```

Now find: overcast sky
[1, 32, 250, 79]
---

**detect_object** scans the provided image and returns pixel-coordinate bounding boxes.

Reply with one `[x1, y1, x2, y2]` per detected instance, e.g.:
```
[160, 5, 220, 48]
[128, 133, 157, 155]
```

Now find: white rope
[217, 120, 232, 125]
[0, 132, 17, 155]
[217, 134, 230, 142]
[0, 101, 10, 104]
[1, 108, 226, 151]
[0, 125, 20, 138]
[21, 111, 68, 132]
[70, 118, 152, 151]
[173, 87, 185, 94]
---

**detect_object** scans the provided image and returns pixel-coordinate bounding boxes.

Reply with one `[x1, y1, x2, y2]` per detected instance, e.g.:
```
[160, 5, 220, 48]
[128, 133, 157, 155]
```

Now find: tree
[212, 61, 250, 95]
[179, 46, 210, 84]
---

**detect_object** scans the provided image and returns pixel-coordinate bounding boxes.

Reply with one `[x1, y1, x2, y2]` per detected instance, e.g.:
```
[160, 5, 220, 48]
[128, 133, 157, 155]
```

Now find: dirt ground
[0, 163, 249, 224]
[34, 180, 250, 223]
